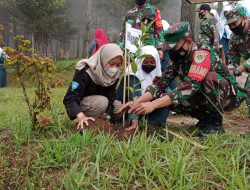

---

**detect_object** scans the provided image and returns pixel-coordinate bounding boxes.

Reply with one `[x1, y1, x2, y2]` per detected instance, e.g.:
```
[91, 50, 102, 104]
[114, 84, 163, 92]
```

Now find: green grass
[7, 59, 79, 87]
[0, 59, 249, 189]
[54, 59, 80, 86]
[0, 87, 249, 189]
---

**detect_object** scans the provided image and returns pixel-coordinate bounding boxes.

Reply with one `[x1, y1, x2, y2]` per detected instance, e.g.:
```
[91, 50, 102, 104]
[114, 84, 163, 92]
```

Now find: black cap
[196, 4, 211, 12]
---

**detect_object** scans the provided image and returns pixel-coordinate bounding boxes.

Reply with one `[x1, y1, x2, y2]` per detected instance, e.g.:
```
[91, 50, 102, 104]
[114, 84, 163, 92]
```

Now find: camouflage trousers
[244, 74, 250, 116]
[169, 72, 246, 119]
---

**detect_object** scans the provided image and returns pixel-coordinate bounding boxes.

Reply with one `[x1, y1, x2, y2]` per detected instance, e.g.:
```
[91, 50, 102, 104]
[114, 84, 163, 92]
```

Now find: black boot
[211, 113, 225, 133]
[198, 113, 225, 137]
[193, 111, 212, 137]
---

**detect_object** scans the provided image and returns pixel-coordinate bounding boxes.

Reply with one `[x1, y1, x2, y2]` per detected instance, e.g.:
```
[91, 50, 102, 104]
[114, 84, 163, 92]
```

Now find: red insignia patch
[188, 50, 211, 82]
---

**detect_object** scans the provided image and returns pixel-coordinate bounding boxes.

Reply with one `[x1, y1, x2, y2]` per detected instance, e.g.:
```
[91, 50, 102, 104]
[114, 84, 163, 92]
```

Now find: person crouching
[63, 44, 123, 131]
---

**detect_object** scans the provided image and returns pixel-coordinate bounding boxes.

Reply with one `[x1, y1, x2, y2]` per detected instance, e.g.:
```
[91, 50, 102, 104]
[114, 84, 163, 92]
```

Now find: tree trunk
[84, 0, 94, 58]
[16, 65, 34, 126]
[180, 0, 196, 38]
[31, 23, 35, 54]
[13, 25, 18, 50]
[76, 31, 81, 58]
[56, 40, 59, 59]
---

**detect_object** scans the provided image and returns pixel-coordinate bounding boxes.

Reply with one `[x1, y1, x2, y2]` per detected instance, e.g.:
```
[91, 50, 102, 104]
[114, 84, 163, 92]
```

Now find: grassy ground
[0, 60, 249, 189]
[7, 58, 79, 87]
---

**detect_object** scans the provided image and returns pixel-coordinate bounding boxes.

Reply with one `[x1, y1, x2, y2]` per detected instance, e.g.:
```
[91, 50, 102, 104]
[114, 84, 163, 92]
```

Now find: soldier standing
[196, 4, 220, 52]
[117, 0, 164, 58]
[225, 6, 250, 117]
[119, 22, 247, 137]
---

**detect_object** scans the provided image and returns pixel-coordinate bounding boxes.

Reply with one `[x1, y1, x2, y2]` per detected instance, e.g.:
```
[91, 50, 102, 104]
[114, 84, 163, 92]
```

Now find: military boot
[198, 113, 225, 137]
[194, 111, 212, 135]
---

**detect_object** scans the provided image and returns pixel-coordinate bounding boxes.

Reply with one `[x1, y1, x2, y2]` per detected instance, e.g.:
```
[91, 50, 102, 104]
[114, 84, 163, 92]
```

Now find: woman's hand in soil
[129, 102, 155, 115]
[77, 112, 95, 130]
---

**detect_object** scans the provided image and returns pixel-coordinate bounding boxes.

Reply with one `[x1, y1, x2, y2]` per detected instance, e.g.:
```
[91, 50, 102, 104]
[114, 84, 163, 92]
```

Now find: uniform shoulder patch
[188, 50, 211, 82]
[71, 81, 79, 90]
[194, 50, 208, 64]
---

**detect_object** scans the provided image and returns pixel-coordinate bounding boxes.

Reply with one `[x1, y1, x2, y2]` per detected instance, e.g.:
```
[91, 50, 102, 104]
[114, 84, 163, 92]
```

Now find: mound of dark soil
[71, 117, 159, 140]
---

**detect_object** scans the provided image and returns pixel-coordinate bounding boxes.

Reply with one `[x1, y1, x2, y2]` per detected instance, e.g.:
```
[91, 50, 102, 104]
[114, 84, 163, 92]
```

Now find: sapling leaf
[131, 61, 138, 74]
[141, 23, 147, 34]
[134, 89, 143, 92]
[146, 20, 155, 32]
[135, 49, 142, 58]
[135, 41, 140, 49]
[140, 33, 149, 42]
[127, 87, 134, 93]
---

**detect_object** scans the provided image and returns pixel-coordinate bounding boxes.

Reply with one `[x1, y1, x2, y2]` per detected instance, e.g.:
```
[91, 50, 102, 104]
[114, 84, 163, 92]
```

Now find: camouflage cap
[164, 22, 190, 50]
[225, 6, 247, 25]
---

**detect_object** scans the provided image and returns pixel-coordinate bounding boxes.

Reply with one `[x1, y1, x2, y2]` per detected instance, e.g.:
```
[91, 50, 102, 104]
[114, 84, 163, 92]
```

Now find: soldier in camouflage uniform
[119, 22, 247, 136]
[225, 6, 250, 117]
[117, 0, 164, 54]
[196, 4, 221, 51]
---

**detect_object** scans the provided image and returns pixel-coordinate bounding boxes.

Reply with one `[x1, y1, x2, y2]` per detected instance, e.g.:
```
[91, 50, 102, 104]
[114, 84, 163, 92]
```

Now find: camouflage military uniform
[227, 22, 250, 116]
[196, 13, 222, 75]
[226, 7, 250, 116]
[196, 14, 221, 51]
[147, 22, 246, 134]
[117, 2, 164, 51]
[147, 44, 245, 112]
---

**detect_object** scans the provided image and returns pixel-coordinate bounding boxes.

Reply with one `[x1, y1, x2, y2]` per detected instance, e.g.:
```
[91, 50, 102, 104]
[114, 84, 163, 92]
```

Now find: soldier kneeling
[119, 22, 247, 137]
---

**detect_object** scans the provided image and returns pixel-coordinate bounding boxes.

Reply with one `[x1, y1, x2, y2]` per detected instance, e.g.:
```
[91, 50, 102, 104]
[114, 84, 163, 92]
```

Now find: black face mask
[135, 0, 146, 6]
[198, 11, 206, 19]
[141, 63, 156, 74]
[169, 47, 188, 62]
[230, 21, 246, 36]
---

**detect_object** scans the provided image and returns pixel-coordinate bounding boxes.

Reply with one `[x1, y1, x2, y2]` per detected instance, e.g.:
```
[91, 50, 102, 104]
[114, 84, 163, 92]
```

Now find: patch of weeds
[1, 87, 250, 189]
[34, 131, 95, 169]
[13, 123, 32, 148]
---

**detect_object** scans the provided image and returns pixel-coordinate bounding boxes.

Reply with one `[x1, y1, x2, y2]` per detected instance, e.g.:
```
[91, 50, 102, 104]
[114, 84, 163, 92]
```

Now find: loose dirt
[167, 114, 250, 134]
[71, 117, 161, 141]
[71, 113, 250, 139]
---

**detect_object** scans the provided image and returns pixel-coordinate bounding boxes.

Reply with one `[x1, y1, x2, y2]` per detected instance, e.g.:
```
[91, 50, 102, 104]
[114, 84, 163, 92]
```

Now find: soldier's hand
[128, 102, 155, 115]
[118, 101, 137, 114]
